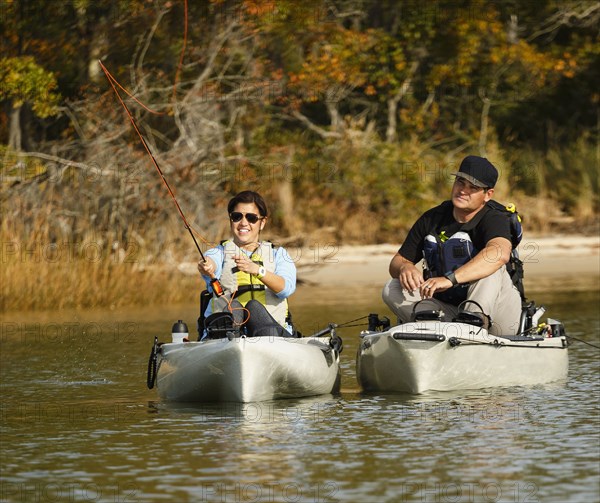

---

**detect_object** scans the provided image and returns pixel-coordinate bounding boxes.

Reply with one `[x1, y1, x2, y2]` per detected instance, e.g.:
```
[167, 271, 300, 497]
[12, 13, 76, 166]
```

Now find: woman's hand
[234, 253, 287, 293]
[233, 254, 260, 275]
[197, 257, 217, 277]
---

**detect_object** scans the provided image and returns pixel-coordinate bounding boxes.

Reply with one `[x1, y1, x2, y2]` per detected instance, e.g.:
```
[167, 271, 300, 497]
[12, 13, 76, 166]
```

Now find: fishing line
[336, 315, 370, 328]
[102, 65, 164, 116]
[566, 336, 600, 349]
[172, 0, 188, 101]
[100, 60, 224, 296]
[226, 288, 251, 327]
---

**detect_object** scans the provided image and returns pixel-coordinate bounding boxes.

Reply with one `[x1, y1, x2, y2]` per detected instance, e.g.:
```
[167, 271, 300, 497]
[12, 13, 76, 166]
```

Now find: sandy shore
[292, 235, 600, 293]
[178, 235, 599, 294]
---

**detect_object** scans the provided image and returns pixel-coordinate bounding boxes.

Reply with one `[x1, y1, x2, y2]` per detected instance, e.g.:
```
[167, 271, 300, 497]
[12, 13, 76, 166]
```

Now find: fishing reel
[368, 313, 390, 332]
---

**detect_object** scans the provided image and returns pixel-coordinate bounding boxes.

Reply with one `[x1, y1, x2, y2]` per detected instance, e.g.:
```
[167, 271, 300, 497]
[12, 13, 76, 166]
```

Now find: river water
[1, 283, 598, 503]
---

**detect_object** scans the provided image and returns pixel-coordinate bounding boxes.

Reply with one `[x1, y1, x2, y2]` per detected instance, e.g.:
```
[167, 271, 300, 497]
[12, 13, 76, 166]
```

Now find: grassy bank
[0, 252, 201, 312]
[0, 222, 203, 311]
[1, 138, 598, 312]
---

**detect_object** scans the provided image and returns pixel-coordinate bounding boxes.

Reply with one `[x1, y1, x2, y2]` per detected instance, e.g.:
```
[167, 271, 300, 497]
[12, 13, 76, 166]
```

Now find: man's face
[451, 177, 493, 212]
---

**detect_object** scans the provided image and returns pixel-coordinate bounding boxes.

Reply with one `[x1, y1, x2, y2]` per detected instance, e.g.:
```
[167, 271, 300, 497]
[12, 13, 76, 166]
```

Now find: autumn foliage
[1, 0, 598, 310]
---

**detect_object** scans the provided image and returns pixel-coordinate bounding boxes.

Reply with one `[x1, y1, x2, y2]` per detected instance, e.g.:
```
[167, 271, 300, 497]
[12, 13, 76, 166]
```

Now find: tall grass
[1, 137, 597, 312]
[0, 224, 201, 312]
[507, 138, 599, 232]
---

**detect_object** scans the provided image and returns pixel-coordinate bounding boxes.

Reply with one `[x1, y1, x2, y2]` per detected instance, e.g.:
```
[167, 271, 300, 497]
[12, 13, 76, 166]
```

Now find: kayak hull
[357, 321, 568, 394]
[156, 336, 341, 403]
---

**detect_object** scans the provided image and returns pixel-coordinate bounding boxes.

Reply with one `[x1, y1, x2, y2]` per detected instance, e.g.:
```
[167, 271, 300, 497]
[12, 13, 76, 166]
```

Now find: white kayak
[357, 317, 568, 394]
[148, 331, 342, 403]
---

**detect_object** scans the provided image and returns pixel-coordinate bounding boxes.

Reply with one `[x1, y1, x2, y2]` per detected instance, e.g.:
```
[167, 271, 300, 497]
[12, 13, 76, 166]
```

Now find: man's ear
[484, 188, 494, 202]
[260, 218, 267, 231]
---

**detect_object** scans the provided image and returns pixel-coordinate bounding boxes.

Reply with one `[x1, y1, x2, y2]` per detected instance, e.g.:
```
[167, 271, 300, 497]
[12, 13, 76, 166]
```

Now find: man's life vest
[423, 231, 476, 304]
[210, 240, 289, 327]
[423, 200, 525, 304]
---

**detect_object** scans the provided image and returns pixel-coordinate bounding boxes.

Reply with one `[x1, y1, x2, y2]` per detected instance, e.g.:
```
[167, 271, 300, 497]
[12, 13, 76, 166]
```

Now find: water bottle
[531, 306, 546, 328]
[171, 320, 189, 343]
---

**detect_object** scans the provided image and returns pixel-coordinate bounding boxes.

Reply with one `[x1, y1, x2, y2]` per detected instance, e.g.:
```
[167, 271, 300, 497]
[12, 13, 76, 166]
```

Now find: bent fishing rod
[100, 60, 224, 297]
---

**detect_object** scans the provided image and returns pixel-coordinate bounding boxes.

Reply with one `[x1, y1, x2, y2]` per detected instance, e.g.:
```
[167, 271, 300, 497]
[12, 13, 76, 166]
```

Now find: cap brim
[451, 172, 487, 188]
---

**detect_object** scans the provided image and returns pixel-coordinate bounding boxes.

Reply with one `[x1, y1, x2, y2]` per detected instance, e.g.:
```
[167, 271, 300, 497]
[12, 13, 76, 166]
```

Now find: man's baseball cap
[452, 155, 498, 188]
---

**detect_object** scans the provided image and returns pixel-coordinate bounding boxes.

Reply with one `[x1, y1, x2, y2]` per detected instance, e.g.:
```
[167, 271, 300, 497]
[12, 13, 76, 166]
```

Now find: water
[1, 285, 598, 503]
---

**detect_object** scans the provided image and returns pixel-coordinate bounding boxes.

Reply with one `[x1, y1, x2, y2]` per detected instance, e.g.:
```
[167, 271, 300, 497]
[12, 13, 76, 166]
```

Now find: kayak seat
[453, 311, 486, 328]
[413, 310, 443, 321]
[411, 299, 445, 322]
[197, 289, 212, 339]
[204, 312, 240, 340]
[453, 300, 491, 329]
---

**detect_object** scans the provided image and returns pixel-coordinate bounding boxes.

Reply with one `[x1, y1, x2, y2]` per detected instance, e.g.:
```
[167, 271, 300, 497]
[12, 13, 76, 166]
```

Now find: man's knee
[382, 278, 401, 305]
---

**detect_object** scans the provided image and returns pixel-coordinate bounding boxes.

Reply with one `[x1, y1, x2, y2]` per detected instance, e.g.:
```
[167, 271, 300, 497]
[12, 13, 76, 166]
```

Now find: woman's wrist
[256, 266, 266, 279]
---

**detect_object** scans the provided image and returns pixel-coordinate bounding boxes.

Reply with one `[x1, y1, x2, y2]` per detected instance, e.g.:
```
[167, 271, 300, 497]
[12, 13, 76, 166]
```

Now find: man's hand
[398, 262, 424, 292]
[390, 253, 456, 298]
[419, 277, 453, 299]
[390, 253, 424, 292]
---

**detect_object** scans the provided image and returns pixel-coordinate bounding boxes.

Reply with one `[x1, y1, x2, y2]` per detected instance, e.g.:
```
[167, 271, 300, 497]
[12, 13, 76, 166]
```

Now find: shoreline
[175, 235, 599, 289]
[291, 235, 600, 294]
[2, 236, 597, 315]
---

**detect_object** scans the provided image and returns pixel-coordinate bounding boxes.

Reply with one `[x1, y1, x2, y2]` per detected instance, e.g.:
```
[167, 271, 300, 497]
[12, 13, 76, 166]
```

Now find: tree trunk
[326, 101, 341, 132]
[478, 79, 497, 157]
[479, 94, 490, 157]
[278, 147, 297, 235]
[386, 98, 398, 143]
[8, 105, 22, 151]
[385, 60, 420, 143]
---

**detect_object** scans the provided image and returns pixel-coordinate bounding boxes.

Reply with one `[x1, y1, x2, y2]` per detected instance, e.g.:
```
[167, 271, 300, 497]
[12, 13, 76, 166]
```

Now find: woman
[197, 190, 297, 338]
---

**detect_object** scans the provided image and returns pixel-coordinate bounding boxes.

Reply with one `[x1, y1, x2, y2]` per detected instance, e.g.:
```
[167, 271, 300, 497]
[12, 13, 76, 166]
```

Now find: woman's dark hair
[227, 191, 268, 217]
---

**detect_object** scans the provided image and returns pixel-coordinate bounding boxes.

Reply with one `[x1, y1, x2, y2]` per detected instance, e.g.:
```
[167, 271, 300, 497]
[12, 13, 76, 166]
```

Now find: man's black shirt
[399, 200, 513, 263]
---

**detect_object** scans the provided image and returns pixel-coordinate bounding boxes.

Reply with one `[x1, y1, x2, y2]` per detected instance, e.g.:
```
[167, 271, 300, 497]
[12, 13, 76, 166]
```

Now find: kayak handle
[311, 323, 338, 338]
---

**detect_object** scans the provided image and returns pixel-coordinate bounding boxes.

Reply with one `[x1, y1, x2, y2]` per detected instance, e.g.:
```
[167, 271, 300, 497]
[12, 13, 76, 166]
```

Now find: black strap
[461, 204, 526, 300]
[508, 251, 526, 300]
[459, 204, 490, 233]
[427, 201, 488, 273]
[232, 260, 264, 274]
[232, 284, 266, 298]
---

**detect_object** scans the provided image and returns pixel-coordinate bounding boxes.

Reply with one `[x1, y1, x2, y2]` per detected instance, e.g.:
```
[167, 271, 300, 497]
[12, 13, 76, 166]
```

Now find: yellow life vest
[211, 240, 289, 327]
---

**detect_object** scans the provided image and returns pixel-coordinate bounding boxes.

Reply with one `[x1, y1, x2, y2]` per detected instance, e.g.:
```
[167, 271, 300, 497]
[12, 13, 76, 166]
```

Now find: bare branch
[291, 110, 342, 139]
[528, 1, 600, 41]
[15, 151, 93, 170]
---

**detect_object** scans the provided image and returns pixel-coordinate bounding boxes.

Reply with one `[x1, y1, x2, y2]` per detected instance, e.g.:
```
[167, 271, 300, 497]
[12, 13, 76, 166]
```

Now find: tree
[0, 56, 61, 150]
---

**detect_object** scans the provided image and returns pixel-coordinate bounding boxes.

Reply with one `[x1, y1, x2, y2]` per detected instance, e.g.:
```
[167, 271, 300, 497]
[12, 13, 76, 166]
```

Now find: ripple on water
[0, 290, 598, 502]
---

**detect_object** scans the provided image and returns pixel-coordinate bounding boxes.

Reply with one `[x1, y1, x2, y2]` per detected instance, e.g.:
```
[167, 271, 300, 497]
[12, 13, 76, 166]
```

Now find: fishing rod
[99, 60, 224, 297]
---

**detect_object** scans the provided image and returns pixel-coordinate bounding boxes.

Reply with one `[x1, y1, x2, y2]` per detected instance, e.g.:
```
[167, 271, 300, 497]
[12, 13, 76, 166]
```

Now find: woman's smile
[230, 202, 264, 249]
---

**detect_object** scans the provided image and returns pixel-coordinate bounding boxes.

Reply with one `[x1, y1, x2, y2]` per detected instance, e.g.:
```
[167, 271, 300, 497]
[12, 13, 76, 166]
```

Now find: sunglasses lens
[230, 212, 261, 223]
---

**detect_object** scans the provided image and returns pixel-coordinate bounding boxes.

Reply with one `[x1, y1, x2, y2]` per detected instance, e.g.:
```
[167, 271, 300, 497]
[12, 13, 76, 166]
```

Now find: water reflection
[149, 395, 341, 423]
[0, 285, 598, 502]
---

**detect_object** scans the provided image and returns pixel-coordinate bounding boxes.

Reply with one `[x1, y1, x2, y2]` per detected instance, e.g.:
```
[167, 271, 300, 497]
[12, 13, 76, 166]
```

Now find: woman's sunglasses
[229, 212, 263, 224]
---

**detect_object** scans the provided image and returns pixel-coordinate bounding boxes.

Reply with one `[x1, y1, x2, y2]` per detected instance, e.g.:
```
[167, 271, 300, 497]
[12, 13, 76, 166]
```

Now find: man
[382, 155, 522, 335]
